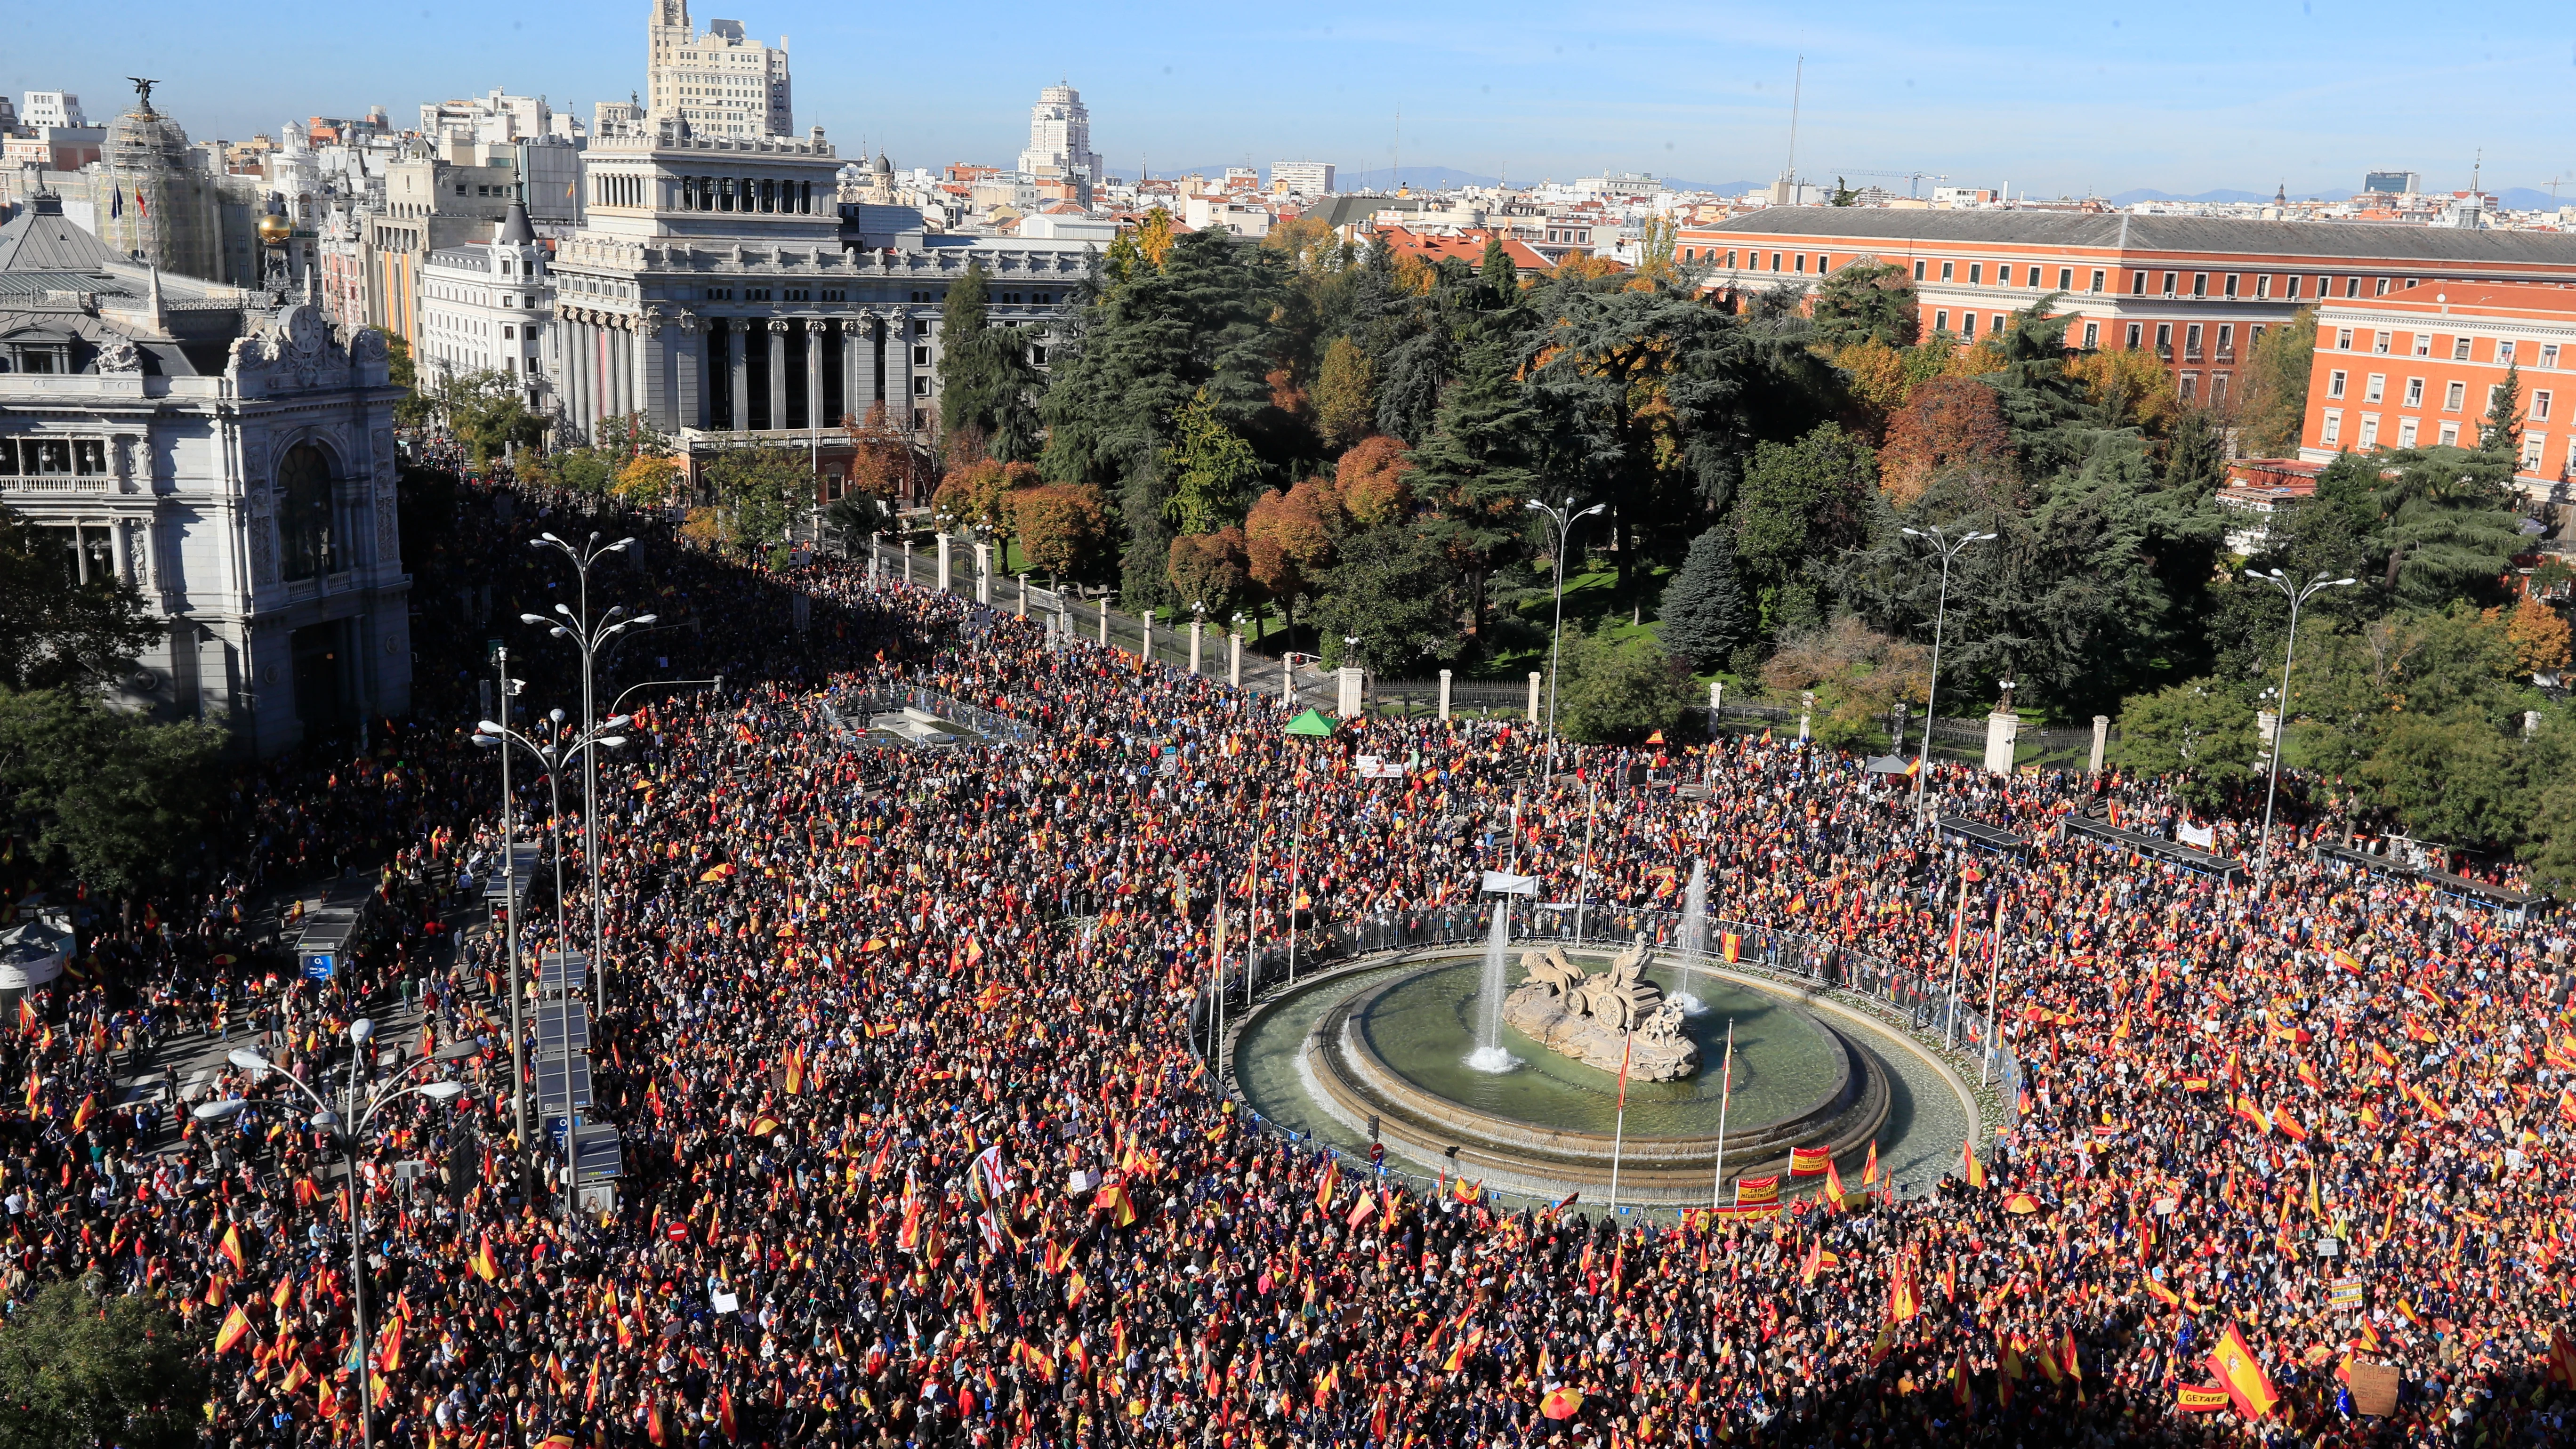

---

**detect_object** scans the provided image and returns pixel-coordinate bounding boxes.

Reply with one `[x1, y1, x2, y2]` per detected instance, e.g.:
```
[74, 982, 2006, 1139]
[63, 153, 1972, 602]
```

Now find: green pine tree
[1656, 525, 1752, 671]
[2480, 362, 2523, 457]
[1409, 331, 1537, 636]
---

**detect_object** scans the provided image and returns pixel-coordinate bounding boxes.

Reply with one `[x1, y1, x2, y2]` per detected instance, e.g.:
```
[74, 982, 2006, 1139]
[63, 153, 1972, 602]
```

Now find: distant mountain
[2104, 188, 2280, 205]
[2499, 188, 2568, 212]
[1332, 166, 1501, 192]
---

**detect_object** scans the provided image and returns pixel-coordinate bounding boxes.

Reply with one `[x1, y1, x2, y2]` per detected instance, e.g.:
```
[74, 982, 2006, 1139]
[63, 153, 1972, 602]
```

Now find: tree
[2233, 307, 2315, 456]
[0, 1279, 206, 1449]
[1007, 483, 1111, 581]
[2368, 445, 2528, 606]
[2499, 595, 2572, 675]
[378, 327, 432, 430]
[1809, 262, 1919, 349]
[2161, 405, 2229, 495]
[2354, 713, 2524, 848]
[0, 688, 225, 899]
[612, 450, 687, 507]
[2113, 679, 2260, 808]
[937, 259, 1043, 460]
[1167, 527, 1252, 620]
[1757, 617, 1929, 749]
[1656, 526, 1753, 671]
[1556, 626, 1697, 744]
[1373, 325, 1452, 445]
[1333, 436, 1413, 528]
[699, 445, 813, 563]
[433, 369, 547, 467]
[1244, 477, 1345, 645]
[1307, 525, 1464, 676]
[843, 402, 934, 504]
[1830, 338, 1912, 434]
[1409, 331, 1538, 637]
[0, 505, 163, 692]
[1877, 378, 2013, 507]
[2481, 362, 2524, 456]
[1312, 336, 1377, 450]
[2065, 346, 2182, 438]
[1478, 237, 1523, 306]
[1160, 390, 1264, 536]
[1731, 423, 1879, 636]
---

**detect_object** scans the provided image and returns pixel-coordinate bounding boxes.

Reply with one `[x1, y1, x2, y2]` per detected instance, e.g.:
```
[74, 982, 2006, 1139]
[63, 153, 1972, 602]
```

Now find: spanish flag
[784, 1047, 806, 1096]
[1733, 1175, 1779, 1207]
[470, 1234, 501, 1282]
[1962, 1140, 1986, 1189]
[219, 1225, 247, 1273]
[2547, 1327, 2576, 1388]
[1888, 1269, 1919, 1322]
[1788, 1145, 1831, 1176]
[2175, 1382, 2231, 1412]
[1314, 1364, 1339, 1407]
[1315, 1158, 1339, 1210]
[214, 1304, 254, 1355]
[2205, 1321, 2279, 1419]
[70, 1092, 96, 1133]
[720, 1387, 740, 1442]
[1720, 932, 1741, 964]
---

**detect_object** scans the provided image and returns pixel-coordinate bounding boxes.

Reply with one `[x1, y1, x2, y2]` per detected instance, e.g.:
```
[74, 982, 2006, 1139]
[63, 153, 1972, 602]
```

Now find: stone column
[936, 533, 952, 592]
[1189, 620, 1203, 675]
[1527, 672, 1542, 724]
[606, 321, 626, 419]
[805, 322, 824, 433]
[1016, 572, 1028, 618]
[842, 318, 865, 427]
[1098, 600, 1110, 647]
[1228, 632, 1242, 688]
[2089, 715, 2109, 773]
[109, 517, 131, 582]
[1983, 710, 2020, 774]
[1338, 667, 1364, 718]
[973, 541, 990, 605]
[1800, 691, 1815, 741]
[1141, 608, 1155, 664]
[888, 312, 915, 431]
[672, 314, 705, 430]
[728, 322, 751, 433]
[901, 537, 912, 585]
[1709, 679, 1723, 713]
[636, 310, 670, 431]
[1438, 668, 1452, 721]
[563, 314, 585, 430]
[766, 319, 789, 434]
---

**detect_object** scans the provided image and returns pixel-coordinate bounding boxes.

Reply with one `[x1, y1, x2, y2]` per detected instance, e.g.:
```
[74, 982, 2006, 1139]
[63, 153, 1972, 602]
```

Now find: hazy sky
[16, 1, 2575, 196]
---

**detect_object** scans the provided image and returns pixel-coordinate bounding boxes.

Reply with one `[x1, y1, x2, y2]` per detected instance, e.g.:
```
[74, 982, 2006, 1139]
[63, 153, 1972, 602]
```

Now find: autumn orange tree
[1878, 378, 2016, 507]
[1243, 476, 1345, 648]
[1006, 483, 1110, 582]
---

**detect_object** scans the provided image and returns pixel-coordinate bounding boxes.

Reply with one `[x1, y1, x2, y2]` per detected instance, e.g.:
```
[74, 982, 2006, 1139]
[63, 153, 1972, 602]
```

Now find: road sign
[302, 953, 335, 981]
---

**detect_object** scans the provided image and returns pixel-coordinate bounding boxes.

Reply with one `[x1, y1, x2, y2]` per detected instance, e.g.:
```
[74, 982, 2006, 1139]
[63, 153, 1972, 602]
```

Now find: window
[913, 346, 929, 366]
[1793, 253, 1805, 273]
[2345, 277, 2362, 298]
[1967, 264, 1981, 285]
[2125, 322, 2143, 349]
[2180, 373, 2198, 400]
[2413, 333, 2430, 357]
[0, 437, 77, 475]
[2397, 419, 2418, 448]
[1912, 259, 1926, 281]
[2373, 331, 2390, 354]
[2131, 270, 2147, 296]
[2336, 329, 2353, 351]
[2315, 276, 2331, 298]
[2089, 269, 2105, 292]
[1991, 314, 2004, 336]
[502, 325, 515, 340]
[2524, 435, 2545, 470]
[2082, 321, 2099, 348]
[2374, 277, 2390, 297]
[2403, 378, 2423, 407]
[2536, 390, 2553, 421]
[2358, 415, 2378, 448]
[912, 376, 928, 396]
[2211, 374, 2229, 403]
[2058, 267, 2073, 290]
[2498, 341, 2517, 366]
[2322, 411, 2342, 445]
[1770, 252, 1781, 272]
[2192, 273, 2208, 297]
[2162, 271, 2178, 296]
[1940, 261, 1954, 282]
[2255, 274, 2270, 299]
[1934, 309, 1950, 333]
[2438, 422, 2460, 446]
[2286, 275, 2302, 300]
[2217, 324, 2234, 356]
[275, 443, 336, 581]
[1961, 313, 1976, 339]
[2544, 344, 2561, 369]
[2185, 323, 2203, 358]
[913, 320, 930, 336]
[2453, 337, 2471, 361]
[2444, 381, 2466, 411]
[2327, 370, 2347, 400]
[2027, 266, 2041, 287]
[2364, 373, 2384, 403]
[2487, 383, 2508, 415]
[2251, 324, 2267, 345]
[2154, 322, 2173, 355]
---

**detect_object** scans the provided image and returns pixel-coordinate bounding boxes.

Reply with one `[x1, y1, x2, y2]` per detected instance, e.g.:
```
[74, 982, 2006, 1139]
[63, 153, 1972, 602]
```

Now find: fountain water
[1465, 900, 1518, 1073]
[1673, 860, 1710, 1014]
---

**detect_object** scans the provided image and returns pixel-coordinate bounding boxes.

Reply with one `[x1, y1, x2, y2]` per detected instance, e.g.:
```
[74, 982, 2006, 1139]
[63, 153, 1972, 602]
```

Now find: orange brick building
[1676, 210, 2576, 410]
[2302, 281, 2576, 494]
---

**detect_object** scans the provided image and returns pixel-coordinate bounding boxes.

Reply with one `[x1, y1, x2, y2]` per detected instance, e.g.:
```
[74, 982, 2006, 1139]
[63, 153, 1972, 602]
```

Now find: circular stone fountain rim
[1344, 957, 1854, 1144]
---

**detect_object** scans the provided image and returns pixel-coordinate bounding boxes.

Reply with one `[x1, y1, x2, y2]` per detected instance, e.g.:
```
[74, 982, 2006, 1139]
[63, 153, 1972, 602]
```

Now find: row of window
[1696, 243, 2496, 307]
[2319, 411, 2562, 469]
[2332, 329, 2561, 368]
[0, 436, 109, 476]
[2324, 370, 2550, 419]
[674, 176, 818, 215]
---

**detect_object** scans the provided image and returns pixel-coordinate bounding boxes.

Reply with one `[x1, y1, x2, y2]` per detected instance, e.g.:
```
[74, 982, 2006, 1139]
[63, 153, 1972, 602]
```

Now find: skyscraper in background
[1017, 84, 1101, 185]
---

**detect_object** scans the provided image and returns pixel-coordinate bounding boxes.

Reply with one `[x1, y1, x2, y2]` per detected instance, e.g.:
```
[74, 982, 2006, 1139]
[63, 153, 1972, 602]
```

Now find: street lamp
[2248, 568, 2356, 878]
[471, 713, 627, 1143]
[524, 531, 652, 1010]
[200, 1026, 467, 1449]
[1899, 523, 1996, 821]
[1526, 497, 1606, 780]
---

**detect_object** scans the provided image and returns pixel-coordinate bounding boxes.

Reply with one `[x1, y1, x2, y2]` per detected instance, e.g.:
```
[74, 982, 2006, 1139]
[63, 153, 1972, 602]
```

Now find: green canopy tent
[1282, 709, 1338, 738]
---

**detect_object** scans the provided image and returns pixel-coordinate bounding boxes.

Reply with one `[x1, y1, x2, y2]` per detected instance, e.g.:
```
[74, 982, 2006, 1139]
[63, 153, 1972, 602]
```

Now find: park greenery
[0, 1280, 207, 1449]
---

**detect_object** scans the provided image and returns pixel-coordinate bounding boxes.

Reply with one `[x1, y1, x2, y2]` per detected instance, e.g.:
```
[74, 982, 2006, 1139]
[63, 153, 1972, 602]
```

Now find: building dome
[873, 152, 893, 177]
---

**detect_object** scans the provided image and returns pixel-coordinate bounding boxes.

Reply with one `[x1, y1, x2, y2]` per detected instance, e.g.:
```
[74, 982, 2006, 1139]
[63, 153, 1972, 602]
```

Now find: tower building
[646, 1, 794, 139]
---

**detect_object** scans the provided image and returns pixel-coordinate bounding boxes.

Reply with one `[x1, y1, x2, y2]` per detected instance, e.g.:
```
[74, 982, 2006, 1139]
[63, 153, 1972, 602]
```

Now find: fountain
[1673, 860, 1709, 1014]
[1465, 901, 1518, 1073]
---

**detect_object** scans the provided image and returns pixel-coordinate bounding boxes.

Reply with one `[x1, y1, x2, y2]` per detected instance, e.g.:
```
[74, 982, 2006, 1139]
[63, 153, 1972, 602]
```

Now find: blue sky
[17, 1, 2576, 197]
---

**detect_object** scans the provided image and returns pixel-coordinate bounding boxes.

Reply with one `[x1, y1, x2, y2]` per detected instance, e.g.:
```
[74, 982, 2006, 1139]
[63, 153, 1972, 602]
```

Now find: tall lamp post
[197, 1024, 467, 1449]
[1900, 523, 1996, 821]
[470, 713, 628, 1142]
[524, 531, 651, 1011]
[2248, 568, 2355, 879]
[1525, 497, 1605, 781]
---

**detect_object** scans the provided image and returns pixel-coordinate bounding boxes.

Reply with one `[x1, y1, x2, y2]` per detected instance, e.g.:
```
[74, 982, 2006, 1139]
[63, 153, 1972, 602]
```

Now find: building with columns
[0, 191, 411, 755]
[419, 203, 552, 405]
[544, 121, 1079, 497]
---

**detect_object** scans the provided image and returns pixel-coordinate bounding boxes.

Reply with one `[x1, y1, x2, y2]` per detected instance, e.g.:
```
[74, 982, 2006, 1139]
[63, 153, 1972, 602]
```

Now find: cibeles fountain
[1231, 909, 1902, 1207]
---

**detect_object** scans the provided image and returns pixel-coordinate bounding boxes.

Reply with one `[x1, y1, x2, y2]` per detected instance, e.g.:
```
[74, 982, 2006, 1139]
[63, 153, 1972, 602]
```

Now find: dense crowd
[3, 469, 2571, 1449]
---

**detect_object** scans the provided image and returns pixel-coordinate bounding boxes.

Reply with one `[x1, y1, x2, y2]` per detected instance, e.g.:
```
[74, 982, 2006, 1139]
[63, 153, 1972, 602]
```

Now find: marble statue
[1501, 934, 1699, 1081]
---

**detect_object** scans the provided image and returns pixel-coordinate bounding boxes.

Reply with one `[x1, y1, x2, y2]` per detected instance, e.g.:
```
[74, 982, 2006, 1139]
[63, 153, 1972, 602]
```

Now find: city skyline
[10, 0, 2573, 197]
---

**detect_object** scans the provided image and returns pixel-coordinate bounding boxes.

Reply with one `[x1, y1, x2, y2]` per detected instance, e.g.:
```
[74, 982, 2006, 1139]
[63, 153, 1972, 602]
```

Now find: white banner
[2177, 821, 2215, 849]
[1481, 870, 1538, 896]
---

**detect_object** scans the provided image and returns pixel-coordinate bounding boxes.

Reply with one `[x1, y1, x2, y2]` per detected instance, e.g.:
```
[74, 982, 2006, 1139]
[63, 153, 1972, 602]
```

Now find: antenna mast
[1783, 56, 1803, 191]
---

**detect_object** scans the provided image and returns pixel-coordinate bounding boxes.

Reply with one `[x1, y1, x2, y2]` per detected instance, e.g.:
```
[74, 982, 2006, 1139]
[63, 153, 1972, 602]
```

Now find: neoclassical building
[0, 191, 411, 754]
[544, 121, 1082, 493]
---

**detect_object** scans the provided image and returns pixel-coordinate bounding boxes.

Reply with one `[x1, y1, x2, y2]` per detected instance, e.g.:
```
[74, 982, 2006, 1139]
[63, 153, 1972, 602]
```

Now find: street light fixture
[527, 531, 650, 1011]
[1526, 497, 1606, 780]
[1899, 524, 1996, 821]
[2248, 568, 2356, 878]
[205, 1026, 466, 1449]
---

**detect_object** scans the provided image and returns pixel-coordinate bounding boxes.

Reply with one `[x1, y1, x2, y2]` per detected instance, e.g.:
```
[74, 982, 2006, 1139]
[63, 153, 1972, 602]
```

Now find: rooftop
[1685, 209, 2576, 268]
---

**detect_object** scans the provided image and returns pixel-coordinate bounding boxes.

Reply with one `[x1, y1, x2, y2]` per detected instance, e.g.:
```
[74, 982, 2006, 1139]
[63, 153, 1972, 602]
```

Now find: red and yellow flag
[2206, 1322, 2280, 1419]
[214, 1304, 254, 1355]
[469, 1234, 501, 1282]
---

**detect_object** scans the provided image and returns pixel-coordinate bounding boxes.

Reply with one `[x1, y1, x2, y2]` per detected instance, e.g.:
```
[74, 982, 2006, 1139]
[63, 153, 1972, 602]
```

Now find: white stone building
[647, 1, 793, 140]
[0, 193, 411, 754]
[1270, 161, 1336, 197]
[21, 92, 83, 129]
[1016, 84, 1101, 186]
[419, 204, 551, 407]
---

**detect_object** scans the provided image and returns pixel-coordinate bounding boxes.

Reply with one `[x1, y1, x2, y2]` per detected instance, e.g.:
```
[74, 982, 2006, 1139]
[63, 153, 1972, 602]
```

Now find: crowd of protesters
[1, 467, 2570, 1449]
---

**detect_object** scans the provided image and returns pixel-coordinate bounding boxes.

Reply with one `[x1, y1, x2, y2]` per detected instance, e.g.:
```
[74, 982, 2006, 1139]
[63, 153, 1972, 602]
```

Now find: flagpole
[1710, 1018, 1735, 1209]
[1210, 874, 1227, 1065]
[1606, 1024, 1634, 1219]
[1980, 891, 2007, 1086]
[1943, 868, 1972, 1049]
